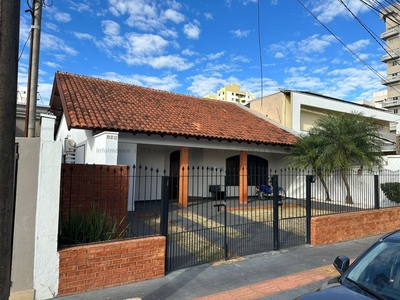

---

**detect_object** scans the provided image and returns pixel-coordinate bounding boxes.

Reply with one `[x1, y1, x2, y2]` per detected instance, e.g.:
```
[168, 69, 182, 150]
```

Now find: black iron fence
[58, 165, 400, 249]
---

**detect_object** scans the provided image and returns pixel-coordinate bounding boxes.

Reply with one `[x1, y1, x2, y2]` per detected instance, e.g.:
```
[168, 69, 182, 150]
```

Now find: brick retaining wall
[58, 236, 166, 296]
[311, 207, 400, 245]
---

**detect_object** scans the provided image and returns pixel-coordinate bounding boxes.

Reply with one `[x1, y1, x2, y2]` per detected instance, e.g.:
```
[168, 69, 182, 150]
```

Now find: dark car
[296, 230, 400, 300]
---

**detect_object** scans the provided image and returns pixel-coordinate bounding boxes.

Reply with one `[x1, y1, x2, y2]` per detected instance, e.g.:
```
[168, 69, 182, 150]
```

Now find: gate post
[160, 176, 170, 237]
[272, 175, 280, 250]
[306, 175, 314, 244]
[374, 175, 380, 210]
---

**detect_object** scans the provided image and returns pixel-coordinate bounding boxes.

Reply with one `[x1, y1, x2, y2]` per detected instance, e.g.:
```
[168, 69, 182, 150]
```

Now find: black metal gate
[163, 173, 310, 272]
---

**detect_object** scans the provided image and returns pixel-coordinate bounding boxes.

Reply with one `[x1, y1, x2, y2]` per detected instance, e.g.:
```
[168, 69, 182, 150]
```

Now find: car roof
[381, 230, 400, 242]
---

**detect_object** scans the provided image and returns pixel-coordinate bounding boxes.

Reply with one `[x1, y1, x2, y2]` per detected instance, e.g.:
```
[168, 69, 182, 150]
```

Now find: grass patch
[177, 211, 247, 238]
[141, 216, 227, 262]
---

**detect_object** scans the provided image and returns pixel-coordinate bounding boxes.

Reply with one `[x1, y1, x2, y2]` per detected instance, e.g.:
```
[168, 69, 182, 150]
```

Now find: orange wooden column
[239, 151, 248, 205]
[179, 147, 189, 208]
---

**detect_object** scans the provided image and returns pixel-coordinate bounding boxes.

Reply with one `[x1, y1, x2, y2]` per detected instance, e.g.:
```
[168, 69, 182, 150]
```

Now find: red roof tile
[50, 72, 297, 146]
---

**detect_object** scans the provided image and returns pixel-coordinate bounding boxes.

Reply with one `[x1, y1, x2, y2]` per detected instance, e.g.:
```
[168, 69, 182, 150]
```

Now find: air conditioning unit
[64, 138, 76, 153]
[64, 138, 76, 164]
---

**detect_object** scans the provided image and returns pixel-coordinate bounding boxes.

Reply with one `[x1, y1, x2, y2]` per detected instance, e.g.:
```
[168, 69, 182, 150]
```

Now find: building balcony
[382, 75, 400, 85]
[382, 51, 400, 62]
[383, 99, 400, 108]
[381, 27, 399, 40]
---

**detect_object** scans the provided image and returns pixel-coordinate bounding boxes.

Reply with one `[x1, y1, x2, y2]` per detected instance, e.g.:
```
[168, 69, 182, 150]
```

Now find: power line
[18, 30, 32, 62]
[338, 0, 400, 65]
[257, 0, 264, 104]
[295, 0, 386, 82]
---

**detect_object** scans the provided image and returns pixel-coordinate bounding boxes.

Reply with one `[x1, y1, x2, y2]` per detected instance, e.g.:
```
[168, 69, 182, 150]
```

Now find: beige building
[249, 90, 400, 154]
[204, 83, 255, 105]
[380, 4, 400, 116]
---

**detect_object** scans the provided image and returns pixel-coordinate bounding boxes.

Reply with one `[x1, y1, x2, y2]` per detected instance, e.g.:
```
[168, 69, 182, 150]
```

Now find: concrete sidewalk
[56, 234, 382, 300]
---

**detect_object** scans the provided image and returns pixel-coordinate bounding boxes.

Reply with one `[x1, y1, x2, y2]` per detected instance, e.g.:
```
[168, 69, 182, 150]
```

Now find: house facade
[249, 90, 400, 155]
[50, 72, 297, 208]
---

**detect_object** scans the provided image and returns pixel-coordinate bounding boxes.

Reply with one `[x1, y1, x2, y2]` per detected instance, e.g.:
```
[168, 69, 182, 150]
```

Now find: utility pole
[27, 0, 43, 137]
[0, 0, 21, 298]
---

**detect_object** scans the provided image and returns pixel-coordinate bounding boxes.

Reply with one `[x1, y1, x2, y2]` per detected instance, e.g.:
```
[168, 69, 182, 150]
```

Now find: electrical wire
[338, 0, 396, 63]
[257, 0, 264, 105]
[295, 0, 386, 82]
[18, 30, 32, 62]
[359, 0, 400, 26]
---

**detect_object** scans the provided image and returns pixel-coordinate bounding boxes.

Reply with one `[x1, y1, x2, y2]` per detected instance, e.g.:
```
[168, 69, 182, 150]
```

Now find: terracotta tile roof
[50, 72, 297, 146]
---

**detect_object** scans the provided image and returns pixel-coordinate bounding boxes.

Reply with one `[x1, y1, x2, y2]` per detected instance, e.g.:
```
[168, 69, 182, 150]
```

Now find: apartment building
[204, 84, 255, 105]
[381, 4, 400, 116]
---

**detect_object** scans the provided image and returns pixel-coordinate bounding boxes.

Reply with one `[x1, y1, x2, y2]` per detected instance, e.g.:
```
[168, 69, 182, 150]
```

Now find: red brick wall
[60, 164, 129, 230]
[58, 236, 166, 296]
[311, 207, 400, 246]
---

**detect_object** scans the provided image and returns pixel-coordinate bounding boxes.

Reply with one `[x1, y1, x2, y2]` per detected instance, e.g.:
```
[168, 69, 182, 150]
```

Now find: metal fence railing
[58, 164, 400, 249]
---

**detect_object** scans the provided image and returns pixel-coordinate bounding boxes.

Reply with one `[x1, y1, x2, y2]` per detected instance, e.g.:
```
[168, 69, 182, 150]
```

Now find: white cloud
[66, 1, 92, 13]
[43, 61, 61, 68]
[275, 52, 285, 59]
[347, 39, 370, 52]
[100, 72, 181, 91]
[45, 23, 59, 32]
[102, 20, 121, 35]
[231, 29, 251, 38]
[55, 12, 71, 23]
[203, 63, 240, 73]
[187, 74, 227, 96]
[40, 32, 78, 56]
[125, 33, 169, 55]
[309, 0, 369, 23]
[204, 12, 213, 20]
[298, 34, 336, 53]
[146, 55, 194, 70]
[207, 51, 225, 60]
[183, 21, 201, 39]
[73, 32, 96, 41]
[182, 48, 198, 56]
[232, 55, 250, 63]
[162, 8, 185, 23]
[159, 28, 178, 38]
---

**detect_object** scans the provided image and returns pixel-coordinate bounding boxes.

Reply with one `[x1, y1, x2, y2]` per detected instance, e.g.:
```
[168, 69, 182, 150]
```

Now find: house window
[226, 155, 268, 186]
[394, 109, 398, 114]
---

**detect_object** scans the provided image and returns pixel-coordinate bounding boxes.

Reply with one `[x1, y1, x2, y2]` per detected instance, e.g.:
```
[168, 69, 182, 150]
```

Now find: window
[394, 109, 398, 114]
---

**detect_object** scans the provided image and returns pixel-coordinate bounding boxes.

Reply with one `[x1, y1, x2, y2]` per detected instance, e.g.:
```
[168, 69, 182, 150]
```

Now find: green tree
[288, 131, 331, 201]
[289, 112, 384, 204]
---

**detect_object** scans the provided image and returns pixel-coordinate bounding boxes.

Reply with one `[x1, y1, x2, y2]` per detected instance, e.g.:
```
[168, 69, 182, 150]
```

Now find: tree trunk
[317, 170, 331, 201]
[340, 169, 353, 204]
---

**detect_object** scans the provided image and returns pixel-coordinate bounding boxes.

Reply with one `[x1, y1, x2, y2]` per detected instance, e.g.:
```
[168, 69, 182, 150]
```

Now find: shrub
[380, 182, 400, 204]
[59, 203, 128, 247]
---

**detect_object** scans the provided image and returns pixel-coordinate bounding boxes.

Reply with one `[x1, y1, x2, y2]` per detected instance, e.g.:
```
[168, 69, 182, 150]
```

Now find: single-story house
[49, 71, 297, 207]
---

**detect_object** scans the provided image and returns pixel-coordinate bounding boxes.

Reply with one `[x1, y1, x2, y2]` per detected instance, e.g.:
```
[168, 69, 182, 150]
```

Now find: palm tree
[288, 131, 331, 201]
[311, 112, 383, 204]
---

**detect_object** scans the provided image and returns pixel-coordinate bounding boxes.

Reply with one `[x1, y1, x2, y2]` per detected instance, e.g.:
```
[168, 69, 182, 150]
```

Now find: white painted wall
[33, 115, 62, 299]
[117, 142, 138, 210]
[291, 92, 400, 133]
[384, 155, 400, 171]
[56, 116, 121, 165]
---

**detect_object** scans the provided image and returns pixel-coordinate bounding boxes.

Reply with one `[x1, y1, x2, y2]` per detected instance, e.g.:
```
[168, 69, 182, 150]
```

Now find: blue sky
[18, 0, 389, 105]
